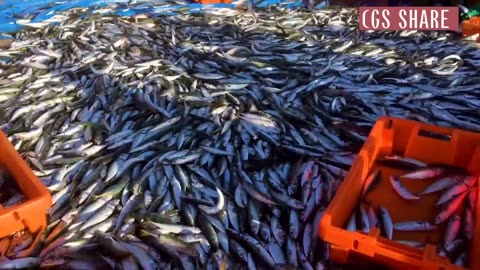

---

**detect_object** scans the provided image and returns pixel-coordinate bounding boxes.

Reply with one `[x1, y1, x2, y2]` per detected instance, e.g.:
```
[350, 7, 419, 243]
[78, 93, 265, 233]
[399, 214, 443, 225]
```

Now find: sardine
[377, 207, 393, 239]
[401, 167, 446, 179]
[421, 176, 457, 195]
[379, 155, 427, 169]
[358, 207, 370, 234]
[444, 214, 461, 246]
[361, 170, 381, 198]
[436, 176, 476, 205]
[389, 176, 420, 200]
[393, 221, 437, 231]
[435, 192, 469, 224]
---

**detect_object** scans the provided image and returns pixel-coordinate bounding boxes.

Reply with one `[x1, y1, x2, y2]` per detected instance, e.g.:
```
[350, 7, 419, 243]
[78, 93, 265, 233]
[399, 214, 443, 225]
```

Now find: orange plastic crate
[319, 116, 480, 270]
[462, 17, 480, 37]
[0, 131, 51, 238]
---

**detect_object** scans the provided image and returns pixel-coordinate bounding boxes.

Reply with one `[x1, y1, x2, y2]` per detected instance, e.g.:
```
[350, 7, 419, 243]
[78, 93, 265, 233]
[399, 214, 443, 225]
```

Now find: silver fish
[377, 207, 393, 239]
[393, 221, 437, 231]
[389, 176, 420, 200]
[367, 206, 379, 229]
[436, 176, 476, 205]
[443, 214, 461, 246]
[435, 192, 469, 224]
[439, 239, 465, 257]
[420, 176, 457, 195]
[358, 207, 370, 234]
[401, 167, 446, 179]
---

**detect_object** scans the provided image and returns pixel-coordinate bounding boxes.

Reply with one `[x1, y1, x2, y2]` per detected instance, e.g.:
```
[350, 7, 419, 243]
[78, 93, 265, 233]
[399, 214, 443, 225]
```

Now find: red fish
[463, 208, 473, 240]
[468, 186, 478, 209]
[435, 192, 468, 224]
[443, 214, 461, 246]
[436, 176, 475, 206]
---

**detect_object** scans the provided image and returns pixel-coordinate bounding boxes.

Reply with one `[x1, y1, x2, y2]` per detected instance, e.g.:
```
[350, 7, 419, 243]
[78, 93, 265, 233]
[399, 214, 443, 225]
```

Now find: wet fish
[463, 208, 473, 240]
[396, 240, 425, 248]
[420, 176, 457, 195]
[377, 207, 393, 239]
[454, 252, 467, 267]
[361, 170, 381, 198]
[401, 167, 446, 179]
[367, 206, 379, 229]
[389, 176, 420, 200]
[358, 207, 370, 234]
[346, 213, 356, 232]
[436, 176, 476, 206]
[379, 155, 427, 169]
[393, 221, 437, 231]
[468, 187, 478, 209]
[439, 239, 465, 257]
[435, 192, 469, 224]
[443, 214, 461, 246]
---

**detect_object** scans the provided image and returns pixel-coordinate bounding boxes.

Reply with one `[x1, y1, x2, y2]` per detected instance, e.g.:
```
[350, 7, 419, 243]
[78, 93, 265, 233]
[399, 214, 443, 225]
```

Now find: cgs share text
[359, 7, 459, 31]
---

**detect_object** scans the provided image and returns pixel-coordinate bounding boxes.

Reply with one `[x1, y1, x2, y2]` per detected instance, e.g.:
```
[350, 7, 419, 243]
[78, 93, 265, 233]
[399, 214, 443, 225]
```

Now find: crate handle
[417, 129, 452, 142]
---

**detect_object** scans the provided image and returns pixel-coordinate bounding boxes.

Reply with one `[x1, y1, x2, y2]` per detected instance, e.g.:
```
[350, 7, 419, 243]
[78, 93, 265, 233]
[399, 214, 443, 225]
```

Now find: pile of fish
[347, 155, 477, 268]
[0, 3, 479, 269]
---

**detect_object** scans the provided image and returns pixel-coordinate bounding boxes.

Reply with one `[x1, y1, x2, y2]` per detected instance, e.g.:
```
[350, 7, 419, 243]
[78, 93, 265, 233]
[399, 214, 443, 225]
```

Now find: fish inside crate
[351, 159, 476, 268]
[319, 117, 480, 270]
[0, 169, 26, 209]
